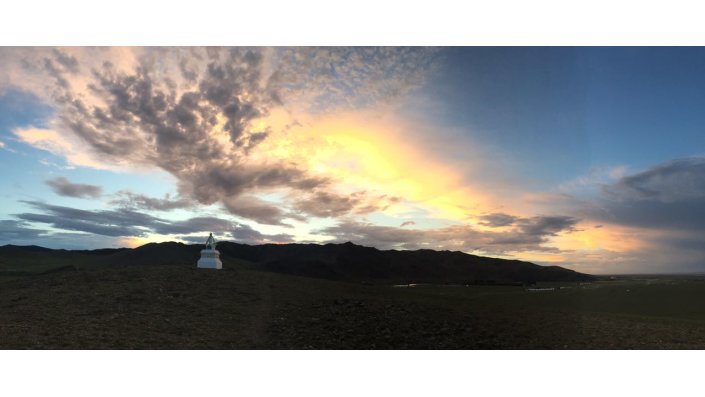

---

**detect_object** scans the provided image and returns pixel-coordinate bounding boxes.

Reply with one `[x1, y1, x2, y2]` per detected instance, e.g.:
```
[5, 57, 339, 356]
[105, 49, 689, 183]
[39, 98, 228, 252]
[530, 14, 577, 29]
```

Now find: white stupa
[197, 233, 222, 269]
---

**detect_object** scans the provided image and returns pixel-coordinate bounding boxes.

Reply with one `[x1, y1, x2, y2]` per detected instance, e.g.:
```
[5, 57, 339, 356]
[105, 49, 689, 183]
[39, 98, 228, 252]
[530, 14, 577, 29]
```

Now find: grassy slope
[1, 259, 705, 349]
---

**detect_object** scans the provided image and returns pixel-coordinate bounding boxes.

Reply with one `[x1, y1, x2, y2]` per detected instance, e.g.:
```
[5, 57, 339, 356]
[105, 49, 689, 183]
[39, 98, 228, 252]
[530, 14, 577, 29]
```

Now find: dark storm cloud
[591, 157, 705, 232]
[45, 176, 103, 198]
[110, 191, 194, 211]
[16, 47, 437, 225]
[319, 215, 578, 254]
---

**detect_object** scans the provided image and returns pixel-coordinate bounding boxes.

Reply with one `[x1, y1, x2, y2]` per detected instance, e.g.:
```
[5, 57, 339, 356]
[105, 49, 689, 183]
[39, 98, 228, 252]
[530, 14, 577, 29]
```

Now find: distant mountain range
[0, 241, 594, 283]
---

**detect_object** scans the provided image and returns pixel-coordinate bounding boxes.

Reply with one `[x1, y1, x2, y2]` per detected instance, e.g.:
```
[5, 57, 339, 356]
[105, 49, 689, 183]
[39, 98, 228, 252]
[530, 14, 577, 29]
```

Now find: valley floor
[2, 264, 705, 349]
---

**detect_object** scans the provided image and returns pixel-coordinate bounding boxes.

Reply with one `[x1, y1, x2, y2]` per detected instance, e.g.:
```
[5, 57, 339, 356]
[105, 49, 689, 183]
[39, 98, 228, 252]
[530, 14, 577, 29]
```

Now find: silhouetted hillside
[215, 241, 593, 283]
[0, 241, 593, 283]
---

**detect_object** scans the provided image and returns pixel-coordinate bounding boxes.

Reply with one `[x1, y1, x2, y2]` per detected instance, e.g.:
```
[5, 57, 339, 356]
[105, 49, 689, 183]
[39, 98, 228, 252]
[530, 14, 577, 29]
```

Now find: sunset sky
[1, 47, 704, 274]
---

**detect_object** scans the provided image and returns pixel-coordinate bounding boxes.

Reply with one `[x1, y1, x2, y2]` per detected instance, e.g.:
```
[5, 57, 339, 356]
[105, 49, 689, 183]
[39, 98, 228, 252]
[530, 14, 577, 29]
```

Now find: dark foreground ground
[2, 263, 705, 349]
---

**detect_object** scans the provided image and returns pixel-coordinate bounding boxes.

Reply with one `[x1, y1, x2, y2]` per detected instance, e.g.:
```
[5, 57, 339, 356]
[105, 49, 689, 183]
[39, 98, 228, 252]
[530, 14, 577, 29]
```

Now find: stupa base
[197, 258, 222, 269]
[197, 248, 223, 269]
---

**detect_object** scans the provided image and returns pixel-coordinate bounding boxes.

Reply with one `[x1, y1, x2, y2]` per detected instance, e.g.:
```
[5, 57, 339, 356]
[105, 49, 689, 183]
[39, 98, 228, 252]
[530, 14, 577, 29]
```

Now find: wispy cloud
[109, 191, 193, 211]
[45, 176, 102, 198]
[318, 215, 579, 255]
[13, 200, 260, 242]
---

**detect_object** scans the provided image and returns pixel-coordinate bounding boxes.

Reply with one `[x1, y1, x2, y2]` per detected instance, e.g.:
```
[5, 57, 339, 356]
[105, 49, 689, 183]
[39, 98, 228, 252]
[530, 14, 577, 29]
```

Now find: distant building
[197, 233, 222, 269]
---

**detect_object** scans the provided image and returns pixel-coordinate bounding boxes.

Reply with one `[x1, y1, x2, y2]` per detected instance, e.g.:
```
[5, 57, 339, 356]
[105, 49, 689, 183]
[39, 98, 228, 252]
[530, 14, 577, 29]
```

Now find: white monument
[197, 233, 222, 269]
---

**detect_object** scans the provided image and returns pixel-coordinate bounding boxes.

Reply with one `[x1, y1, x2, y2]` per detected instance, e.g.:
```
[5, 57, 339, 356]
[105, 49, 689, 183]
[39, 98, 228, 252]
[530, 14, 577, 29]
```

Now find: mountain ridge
[0, 241, 594, 283]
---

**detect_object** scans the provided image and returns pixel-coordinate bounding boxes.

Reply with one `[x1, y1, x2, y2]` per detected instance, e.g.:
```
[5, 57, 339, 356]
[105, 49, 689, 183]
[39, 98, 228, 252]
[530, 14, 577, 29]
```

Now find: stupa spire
[197, 232, 223, 269]
[205, 233, 217, 250]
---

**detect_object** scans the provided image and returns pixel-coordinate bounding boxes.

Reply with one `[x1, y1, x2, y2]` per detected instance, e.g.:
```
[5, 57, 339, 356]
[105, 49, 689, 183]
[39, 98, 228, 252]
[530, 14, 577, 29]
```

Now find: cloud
[516, 216, 578, 237]
[16, 201, 161, 237]
[0, 219, 46, 241]
[478, 212, 519, 227]
[45, 176, 103, 198]
[318, 215, 579, 255]
[474, 213, 579, 247]
[291, 190, 400, 218]
[486, 216, 579, 248]
[2, 47, 438, 226]
[557, 165, 629, 195]
[293, 190, 363, 218]
[50, 49, 80, 74]
[590, 157, 705, 232]
[178, 235, 218, 245]
[512, 157, 705, 272]
[222, 195, 291, 226]
[230, 223, 294, 245]
[5, 198, 296, 248]
[12, 127, 116, 170]
[603, 157, 705, 203]
[110, 191, 193, 211]
[186, 165, 327, 208]
[14, 201, 245, 239]
[151, 216, 234, 235]
[9, 200, 296, 247]
[400, 221, 415, 227]
[178, 222, 294, 245]
[0, 219, 125, 249]
[270, 47, 440, 111]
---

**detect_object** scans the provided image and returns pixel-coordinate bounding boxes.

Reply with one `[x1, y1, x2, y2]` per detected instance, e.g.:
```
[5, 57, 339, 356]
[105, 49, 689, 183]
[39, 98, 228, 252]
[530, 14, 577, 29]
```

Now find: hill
[0, 241, 593, 284]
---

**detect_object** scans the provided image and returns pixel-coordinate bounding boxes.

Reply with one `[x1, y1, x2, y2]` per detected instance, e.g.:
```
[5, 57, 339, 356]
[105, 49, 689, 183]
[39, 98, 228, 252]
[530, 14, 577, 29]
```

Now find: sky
[1, 46, 704, 274]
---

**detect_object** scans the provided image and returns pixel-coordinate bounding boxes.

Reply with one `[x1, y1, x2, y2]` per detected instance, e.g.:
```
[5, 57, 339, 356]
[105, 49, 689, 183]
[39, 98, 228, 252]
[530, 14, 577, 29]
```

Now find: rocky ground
[2, 263, 705, 349]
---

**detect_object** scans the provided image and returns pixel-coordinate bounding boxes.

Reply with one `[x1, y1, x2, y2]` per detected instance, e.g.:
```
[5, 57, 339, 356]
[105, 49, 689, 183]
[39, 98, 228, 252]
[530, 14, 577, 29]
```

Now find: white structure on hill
[197, 233, 222, 269]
